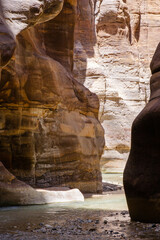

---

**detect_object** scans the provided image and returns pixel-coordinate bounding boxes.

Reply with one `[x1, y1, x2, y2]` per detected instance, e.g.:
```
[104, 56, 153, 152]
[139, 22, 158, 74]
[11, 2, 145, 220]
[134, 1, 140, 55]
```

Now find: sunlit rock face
[72, 0, 160, 172]
[0, 0, 104, 196]
[124, 43, 160, 223]
[0, 0, 64, 35]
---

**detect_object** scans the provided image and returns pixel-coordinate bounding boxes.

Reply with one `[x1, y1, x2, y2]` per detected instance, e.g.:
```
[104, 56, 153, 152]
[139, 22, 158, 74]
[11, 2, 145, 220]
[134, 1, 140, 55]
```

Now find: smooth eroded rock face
[124, 43, 160, 223]
[0, 161, 84, 206]
[0, 0, 104, 206]
[0, 0, 64, 35]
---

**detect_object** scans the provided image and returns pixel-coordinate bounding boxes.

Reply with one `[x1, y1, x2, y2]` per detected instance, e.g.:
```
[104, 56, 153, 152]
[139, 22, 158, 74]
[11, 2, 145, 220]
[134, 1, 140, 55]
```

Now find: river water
[1, 174, 160, 239]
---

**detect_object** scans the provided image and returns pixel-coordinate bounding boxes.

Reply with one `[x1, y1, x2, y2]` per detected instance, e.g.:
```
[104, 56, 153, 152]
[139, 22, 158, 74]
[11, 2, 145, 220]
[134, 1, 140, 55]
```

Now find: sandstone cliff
[0, 0, 105, 204]
[1, 0, 159, 205]
[72, 0, 160, 172]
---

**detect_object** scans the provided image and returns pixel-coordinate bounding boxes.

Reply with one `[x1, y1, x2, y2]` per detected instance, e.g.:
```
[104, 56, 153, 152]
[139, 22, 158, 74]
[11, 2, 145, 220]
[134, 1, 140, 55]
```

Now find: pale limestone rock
[73, 0, 160, 172]
[0, 0, 64, 35]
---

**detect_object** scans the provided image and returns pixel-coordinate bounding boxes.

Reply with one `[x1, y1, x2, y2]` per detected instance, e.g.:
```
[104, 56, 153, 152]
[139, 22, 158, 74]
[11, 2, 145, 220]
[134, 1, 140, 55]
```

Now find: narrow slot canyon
[1, 0, 160, 239]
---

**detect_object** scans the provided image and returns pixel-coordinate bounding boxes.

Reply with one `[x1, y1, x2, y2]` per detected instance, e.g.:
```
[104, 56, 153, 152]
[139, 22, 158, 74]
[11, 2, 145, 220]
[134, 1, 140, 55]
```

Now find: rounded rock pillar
[124, 42, 160, 223]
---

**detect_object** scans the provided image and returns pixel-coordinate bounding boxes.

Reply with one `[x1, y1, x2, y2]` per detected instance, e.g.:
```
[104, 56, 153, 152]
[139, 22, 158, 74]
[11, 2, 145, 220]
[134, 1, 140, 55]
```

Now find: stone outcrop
[0, 161, 84, 206]
[124, 43, 160, 223]
[0, 0, 104, 206]
[72, 0, 160, 172]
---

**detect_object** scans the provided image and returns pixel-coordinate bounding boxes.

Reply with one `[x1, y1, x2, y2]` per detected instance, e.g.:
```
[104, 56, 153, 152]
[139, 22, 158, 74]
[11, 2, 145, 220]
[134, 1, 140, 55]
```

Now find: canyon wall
[72, 0, 160, 172]
[1, 0, 160, 203]
[0, 0, 104, 199]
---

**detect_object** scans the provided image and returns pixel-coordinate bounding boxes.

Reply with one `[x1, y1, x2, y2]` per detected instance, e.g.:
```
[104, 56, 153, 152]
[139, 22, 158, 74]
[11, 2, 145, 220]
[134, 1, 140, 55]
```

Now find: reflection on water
[1, 196, 160, 240]
[0, 194, 128, 239]
[0, 192, 127, 227]
[1, 175, 160, 239]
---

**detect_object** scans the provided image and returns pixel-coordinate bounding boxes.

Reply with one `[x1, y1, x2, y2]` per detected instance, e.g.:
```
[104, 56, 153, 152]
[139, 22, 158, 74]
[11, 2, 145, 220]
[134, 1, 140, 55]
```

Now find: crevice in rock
[134, 12, 141, 43]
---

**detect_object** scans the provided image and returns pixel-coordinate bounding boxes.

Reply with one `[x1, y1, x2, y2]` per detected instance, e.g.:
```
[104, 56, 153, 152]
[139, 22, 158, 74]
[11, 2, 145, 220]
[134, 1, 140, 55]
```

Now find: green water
[0, 192, 127, 239]
[102, 173, 123, 186]
[1, 194, 160, 240]
[0, 192, 128, 225]
[1, 174, 160, 239]
[0, 173, 127, 239]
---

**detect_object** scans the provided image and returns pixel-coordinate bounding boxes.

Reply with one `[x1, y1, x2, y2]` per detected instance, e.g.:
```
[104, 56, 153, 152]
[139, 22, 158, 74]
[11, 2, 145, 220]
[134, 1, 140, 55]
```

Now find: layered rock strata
[124, 43, 160, 223]
[72, 0, 160, 172]
[0, 0, 104, 206]
[27, 0, 160, 175]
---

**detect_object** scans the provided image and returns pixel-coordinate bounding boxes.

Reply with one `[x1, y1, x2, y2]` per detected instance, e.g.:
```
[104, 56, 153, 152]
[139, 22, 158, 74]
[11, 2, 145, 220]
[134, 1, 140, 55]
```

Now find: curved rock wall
[124, 43, 160, 223]
[1, 0, 159, 200]
[0, 0, 104, 196]
[72, 0, 160, 172]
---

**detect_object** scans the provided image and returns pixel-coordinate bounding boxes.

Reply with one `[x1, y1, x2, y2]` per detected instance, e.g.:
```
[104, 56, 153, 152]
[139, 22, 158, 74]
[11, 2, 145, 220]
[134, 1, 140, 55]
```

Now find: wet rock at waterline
[124, 43, 160, 223]
[0, 162, 84, 206]
[0, 0, 104, 207]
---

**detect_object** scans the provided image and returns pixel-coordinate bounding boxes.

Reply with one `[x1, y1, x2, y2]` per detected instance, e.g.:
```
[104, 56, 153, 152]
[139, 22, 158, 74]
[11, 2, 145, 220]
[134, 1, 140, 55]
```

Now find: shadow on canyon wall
[0, 0, 105, 194]
[39, 0, 97, 84]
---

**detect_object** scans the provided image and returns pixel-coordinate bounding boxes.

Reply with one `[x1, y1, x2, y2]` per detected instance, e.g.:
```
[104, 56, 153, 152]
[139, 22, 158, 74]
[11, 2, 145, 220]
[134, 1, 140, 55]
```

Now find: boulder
[0, 161, 84, 206]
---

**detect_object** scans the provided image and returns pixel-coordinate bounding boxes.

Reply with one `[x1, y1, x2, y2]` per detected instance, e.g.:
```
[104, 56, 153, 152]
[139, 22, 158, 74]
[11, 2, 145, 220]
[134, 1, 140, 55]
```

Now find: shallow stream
[1, 174, 160, 239]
